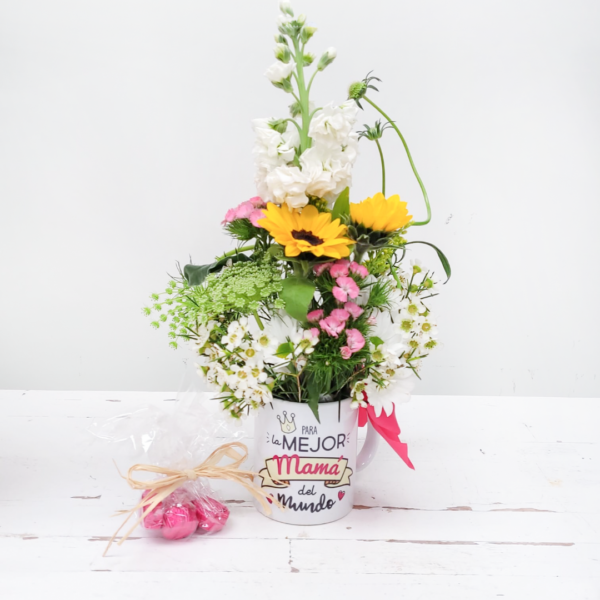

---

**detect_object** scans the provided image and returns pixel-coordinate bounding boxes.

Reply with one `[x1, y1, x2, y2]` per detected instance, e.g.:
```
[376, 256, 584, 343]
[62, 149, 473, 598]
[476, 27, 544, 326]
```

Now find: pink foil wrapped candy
[141, 490, 164, 529]
[161, 503, 199, 540]
[195, 497, 230, 534]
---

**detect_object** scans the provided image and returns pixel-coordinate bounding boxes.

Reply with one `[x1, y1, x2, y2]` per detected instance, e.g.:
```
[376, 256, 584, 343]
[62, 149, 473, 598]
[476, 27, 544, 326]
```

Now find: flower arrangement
[146, 2, 450, 424]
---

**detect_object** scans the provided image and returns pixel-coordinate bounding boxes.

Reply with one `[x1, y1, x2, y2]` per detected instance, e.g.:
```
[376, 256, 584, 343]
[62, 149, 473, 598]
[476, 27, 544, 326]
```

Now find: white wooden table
[1, 391, 599, 599]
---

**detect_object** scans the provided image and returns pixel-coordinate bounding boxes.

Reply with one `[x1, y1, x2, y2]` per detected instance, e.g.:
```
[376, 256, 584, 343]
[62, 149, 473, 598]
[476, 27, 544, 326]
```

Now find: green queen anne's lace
[186, 260, 284, 324]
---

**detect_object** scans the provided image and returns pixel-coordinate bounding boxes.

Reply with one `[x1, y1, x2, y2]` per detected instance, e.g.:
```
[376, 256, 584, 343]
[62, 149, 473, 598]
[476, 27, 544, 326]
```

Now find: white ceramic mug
[253, 397, 379, 525]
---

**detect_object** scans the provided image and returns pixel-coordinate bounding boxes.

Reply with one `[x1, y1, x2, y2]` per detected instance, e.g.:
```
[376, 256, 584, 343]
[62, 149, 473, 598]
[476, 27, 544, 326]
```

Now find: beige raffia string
[104, 441, 282, 556]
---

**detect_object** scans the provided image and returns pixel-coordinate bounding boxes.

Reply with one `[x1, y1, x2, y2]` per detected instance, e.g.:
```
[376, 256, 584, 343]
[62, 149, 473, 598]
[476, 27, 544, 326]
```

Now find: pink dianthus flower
[332, 276, 360, 303]
[319, 316, 346, 338]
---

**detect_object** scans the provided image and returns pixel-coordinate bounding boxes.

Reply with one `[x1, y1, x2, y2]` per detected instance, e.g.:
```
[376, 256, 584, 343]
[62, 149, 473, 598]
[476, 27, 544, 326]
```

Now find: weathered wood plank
[0, 391, 598, 594]
[3, 572, 600, 600]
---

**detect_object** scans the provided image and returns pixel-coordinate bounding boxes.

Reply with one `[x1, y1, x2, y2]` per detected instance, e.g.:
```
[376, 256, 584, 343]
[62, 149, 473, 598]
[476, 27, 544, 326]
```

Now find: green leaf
[405, 241, 452, 283]
[370, 336, 384, 347]
[280, 277, 316, 323]
[331, 187, 350, 222]
[275, 342, 294, 358]
[183, 253, 250, 287]
[306, 376, 321, 423]
[267, 245, 285, 260]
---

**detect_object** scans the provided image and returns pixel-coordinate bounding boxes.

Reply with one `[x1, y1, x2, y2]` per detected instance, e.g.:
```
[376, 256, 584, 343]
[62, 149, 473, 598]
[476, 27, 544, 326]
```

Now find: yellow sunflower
[258, 204, 353, 259]
[350, 193, 412, 232]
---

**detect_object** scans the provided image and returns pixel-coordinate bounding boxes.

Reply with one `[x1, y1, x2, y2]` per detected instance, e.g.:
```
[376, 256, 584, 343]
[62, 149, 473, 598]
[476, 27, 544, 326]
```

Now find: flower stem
[354, 248, 366, 265]
[292, 38, 311, 152]
[364, 96, 431, 226]
[375, 138, 386, 196]
[218, 245, 254, 260]
[253, 310, 264, 331]
[284, 118, 303, 135]
[388, 260, 403, 289]
[307, 69, 318, 95]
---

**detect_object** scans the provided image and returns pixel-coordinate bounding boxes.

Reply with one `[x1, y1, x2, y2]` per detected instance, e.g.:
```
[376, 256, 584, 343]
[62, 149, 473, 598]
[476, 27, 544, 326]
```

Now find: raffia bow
[104, 441, 281, 556]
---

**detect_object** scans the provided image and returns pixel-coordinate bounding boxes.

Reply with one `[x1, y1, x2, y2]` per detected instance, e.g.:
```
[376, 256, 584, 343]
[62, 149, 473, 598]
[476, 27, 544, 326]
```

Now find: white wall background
[1, 0, 599, 396]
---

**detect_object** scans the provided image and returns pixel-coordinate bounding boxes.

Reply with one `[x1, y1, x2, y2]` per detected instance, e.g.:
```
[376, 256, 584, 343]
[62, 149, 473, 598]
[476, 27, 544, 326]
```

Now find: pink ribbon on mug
[358, 404, 415, 470]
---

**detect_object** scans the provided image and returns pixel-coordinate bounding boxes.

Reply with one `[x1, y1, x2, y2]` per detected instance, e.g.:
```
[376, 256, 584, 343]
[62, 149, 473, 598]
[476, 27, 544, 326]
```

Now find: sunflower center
[292, 229, 324, 246]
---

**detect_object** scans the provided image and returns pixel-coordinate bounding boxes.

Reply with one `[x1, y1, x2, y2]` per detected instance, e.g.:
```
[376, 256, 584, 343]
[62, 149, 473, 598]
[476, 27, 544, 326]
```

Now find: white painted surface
[0, 390, 599, 599]
[1, 1, 600, 396]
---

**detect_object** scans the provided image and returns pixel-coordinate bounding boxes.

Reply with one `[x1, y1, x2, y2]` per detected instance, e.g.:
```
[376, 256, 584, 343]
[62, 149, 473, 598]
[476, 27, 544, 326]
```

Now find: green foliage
[224, 219, 258, 241]
[147, 259, 285, 346]
[305, 373, 322, 423]
[307, 196, 330, 212]
[289, 100, 302, 117]
[404, 241, 451, 283]
[280, 277, 315, 323]
[364, 232, 406, 276]
[347, 71, 381, 108]
[184, 253, 251, 287]
[187, 259, 284, 322]
[357, 119, 393, 142]
[302, 325, 371, 400]
[365, 279, 392, 309]
[275, 342, 294, 358]
[331, 187, 350, 221]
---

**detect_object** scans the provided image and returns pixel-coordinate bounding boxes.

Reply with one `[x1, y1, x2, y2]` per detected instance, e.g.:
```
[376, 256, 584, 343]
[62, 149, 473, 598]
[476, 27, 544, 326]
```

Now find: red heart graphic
[338, 491, 345, 501]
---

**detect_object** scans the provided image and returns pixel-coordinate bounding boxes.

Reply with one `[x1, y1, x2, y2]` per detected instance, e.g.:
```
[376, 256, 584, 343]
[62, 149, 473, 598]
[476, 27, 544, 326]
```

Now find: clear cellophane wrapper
[89, 355, 247, 540]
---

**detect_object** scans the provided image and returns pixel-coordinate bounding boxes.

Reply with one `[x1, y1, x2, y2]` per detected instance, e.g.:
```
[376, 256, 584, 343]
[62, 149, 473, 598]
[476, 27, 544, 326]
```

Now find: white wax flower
[264, 60, 295, 83]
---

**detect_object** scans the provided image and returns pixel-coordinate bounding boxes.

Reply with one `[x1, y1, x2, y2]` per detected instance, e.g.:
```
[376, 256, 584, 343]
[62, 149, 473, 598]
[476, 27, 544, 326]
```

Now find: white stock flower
[253, 119, 297, 168]
[300, 146, 354, 200]
[265, 165, 310, 208]
[277, 14, 294, 28]
[255, 165, 272, 203]
[265, 61, 295, 83]
[253, 120, 300, 202]
[309, 101, 358, 147]
[253, 119, 285, 166]
[279, 2, 293, 15]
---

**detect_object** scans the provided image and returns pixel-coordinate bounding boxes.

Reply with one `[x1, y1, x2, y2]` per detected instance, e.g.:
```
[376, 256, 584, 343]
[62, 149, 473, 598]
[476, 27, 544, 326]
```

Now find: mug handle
[356, 422, 379, 472]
